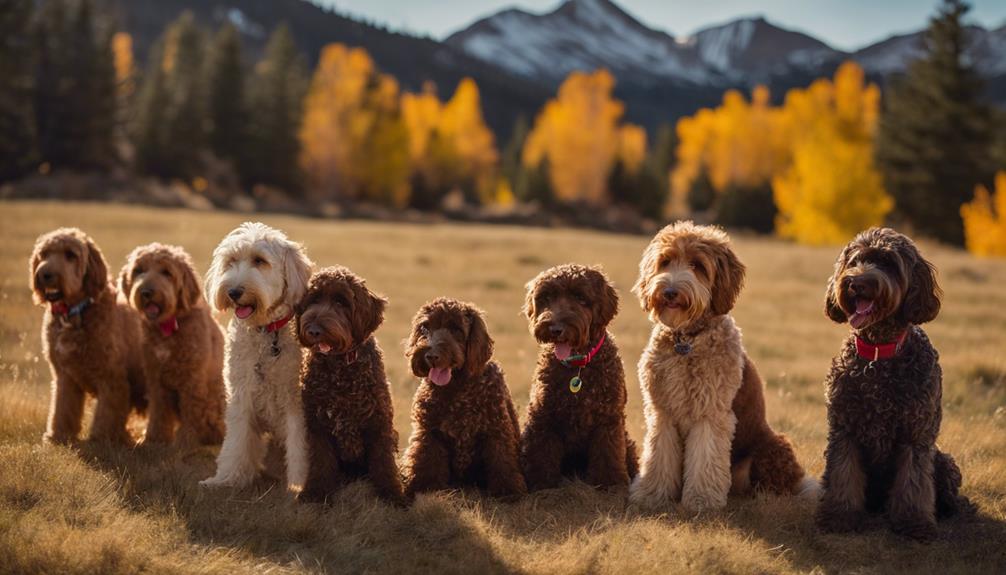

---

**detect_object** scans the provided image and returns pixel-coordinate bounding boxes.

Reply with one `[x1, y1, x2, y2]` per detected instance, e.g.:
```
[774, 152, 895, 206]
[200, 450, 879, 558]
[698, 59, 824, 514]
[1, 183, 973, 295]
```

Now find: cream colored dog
[200, 222, 313, 491]
[629, 222, 813, 512]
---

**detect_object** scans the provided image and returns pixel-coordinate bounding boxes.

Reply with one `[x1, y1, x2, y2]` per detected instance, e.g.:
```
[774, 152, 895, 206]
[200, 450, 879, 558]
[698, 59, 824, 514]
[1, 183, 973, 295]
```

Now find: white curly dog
[200, 222, 313, 491]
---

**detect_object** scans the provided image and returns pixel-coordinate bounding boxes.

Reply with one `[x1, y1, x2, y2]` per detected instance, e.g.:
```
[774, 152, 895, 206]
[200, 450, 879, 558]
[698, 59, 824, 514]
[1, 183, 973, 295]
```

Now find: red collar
[855, 331, 908, 361]
[560, 333, 607, 368]
[263, 312, 294, 334]
[159, 317, 179, 337]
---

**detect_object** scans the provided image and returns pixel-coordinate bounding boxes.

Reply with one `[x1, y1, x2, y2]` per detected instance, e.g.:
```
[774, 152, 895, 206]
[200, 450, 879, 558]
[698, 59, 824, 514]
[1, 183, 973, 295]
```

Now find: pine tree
[502, 115, 528, 199]
[246, 24, 307, 194]
[875, 0, 995, 245]
[134, 38, 170, 177]
[0, 0, 37, 181]
[207, 23, 246, 168]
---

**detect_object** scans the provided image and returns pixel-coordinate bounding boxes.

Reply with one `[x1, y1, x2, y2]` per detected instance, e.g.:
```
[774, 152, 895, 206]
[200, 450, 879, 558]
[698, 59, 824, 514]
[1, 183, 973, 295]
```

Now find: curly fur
[30, 228, 146, 444]
[817, 227, 970, 541]
[402, 298, 526, 498]
[296, 266, 404, 505]
[520, 265, 638, 491]
[119, 243, 225, 446]
[201, 223, 314, 491]
[628, 222, 810, 512]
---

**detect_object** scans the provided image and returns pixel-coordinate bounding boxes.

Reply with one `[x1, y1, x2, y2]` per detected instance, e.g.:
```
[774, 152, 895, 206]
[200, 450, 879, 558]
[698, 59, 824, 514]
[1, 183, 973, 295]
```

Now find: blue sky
[317, 0, 1006, 51]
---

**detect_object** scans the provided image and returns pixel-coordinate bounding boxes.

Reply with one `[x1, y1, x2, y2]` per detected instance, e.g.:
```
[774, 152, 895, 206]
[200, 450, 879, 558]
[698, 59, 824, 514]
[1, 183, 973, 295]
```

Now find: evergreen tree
[134, 38, 170, 177]
[0, 0, 37, 180]
[207, 23, 246, 167]
[501, 115, 528, 199]
[246, 24, 307, 194]
[875, 0, 995, 245]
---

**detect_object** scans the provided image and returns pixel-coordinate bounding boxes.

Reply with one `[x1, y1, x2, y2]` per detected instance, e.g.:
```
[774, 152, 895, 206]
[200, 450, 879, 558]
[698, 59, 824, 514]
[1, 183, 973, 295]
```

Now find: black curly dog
[816, 228, 972, 541]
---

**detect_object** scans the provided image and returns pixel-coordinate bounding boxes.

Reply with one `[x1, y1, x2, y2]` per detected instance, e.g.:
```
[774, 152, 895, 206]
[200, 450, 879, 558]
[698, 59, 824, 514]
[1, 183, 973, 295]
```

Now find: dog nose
[549, 325, 564, 337]
[139, 288, 153, 300]
[40, 270, 54, 283]
[306, 325, 322, 340]
[662, 287, 679, 301]
[227, 287, 244, 302]
[425, 351, 441, 365]
[849, 278, 867, 294]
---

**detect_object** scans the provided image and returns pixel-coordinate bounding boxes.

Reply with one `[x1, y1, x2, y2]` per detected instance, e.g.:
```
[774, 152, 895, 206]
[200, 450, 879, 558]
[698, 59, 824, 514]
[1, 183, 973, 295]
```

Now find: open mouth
[44, 288, 63, 302]
[428, 366, 452, 386]
[849, 299, 875, 329]
[235, 304, 255, 319]
[553, 343, 573, 361]
[144, 303, 161, 320]
[315, 342, 332, 354]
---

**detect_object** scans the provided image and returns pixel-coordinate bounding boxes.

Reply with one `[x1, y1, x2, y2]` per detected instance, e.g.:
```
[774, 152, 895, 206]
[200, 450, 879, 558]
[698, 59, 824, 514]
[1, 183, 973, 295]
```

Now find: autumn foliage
[961, 171, 1006, 257]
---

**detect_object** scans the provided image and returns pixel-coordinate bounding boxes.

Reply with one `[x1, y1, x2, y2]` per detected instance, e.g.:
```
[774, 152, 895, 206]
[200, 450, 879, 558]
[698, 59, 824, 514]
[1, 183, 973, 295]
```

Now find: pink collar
[159, 317, 179, 337]
[560, 333, 607, 368]
[263, 312, 294, 334]
[855, 331, 908, 361]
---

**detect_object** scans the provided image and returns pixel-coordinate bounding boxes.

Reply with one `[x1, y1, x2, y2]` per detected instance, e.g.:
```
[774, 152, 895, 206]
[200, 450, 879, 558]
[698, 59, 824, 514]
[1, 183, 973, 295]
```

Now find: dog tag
[569, 376, 583, 393]
[674, 342, 692, 355]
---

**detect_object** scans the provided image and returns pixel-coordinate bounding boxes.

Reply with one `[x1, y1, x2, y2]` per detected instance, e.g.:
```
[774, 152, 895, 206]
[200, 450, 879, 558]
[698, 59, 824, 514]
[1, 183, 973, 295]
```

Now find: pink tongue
[429, 367, 452, 386]
[235, 305, 254, 319]
[145, 304, 160, 318]
[317, 342, 331, 354]
[850, 300, 874, 328]
[554, 343, 572, 361]
[855, 300, 874, 314]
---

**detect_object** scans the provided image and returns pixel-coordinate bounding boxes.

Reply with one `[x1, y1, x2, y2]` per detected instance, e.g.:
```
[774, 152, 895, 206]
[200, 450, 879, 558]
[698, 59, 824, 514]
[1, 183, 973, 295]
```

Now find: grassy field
[1, 200, 1004, 574]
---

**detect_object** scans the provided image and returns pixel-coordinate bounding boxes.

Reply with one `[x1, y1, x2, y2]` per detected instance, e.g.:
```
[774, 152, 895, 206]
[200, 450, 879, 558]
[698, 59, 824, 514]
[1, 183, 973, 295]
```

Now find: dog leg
[888, 444, 938, 541]
[142, 383, 177, 445]
[934, 450, 971, 518]
[44, 376, 85, 444]
[681, 415, 734, 511]
[816, 429, 867, 533]
[298, 429, 342, 504]
[483, 427, 527, 498]
[585, 422, 629, 489]
[630, 408, 683, 509]
[364, 426, 406, 506]
[521, 423, 564, 491]
[89, 370, 133, 444]
[201, 399, 265, 489]
[404, 432, 451, 497]
[283, 407, 309, 491]
[176, 383, 224, 446]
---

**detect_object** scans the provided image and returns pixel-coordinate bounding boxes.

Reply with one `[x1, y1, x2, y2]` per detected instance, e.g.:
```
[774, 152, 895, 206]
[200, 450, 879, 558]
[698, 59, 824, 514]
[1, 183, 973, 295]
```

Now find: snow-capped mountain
[853, 24, 1006, 77]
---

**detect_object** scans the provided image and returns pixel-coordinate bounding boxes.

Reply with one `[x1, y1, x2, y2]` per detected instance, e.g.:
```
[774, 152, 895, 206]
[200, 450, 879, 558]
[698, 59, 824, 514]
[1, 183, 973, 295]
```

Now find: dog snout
[548, 324, 565, 338]
[425, 350, 441, 366]
[662, 287, 679, 302]
[139, 287, 154, 301]
[848, 277, 870, 296]
[305, 324, 322, 340]
[227, 287, 244, 302]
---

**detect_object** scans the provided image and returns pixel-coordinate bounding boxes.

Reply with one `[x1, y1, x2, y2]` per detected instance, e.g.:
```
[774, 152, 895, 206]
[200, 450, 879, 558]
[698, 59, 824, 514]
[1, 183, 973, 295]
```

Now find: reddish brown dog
[30, 228, 146, 444]
[296, 266, 404, 505]
[119, 243, 225, 446]
[402, 298, 526, 498]
[520, 264, 638, 491]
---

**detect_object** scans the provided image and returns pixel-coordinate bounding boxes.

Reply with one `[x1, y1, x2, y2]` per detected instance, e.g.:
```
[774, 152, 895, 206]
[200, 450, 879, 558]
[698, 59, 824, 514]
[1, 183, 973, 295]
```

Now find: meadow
[0, 200, 1004, 574]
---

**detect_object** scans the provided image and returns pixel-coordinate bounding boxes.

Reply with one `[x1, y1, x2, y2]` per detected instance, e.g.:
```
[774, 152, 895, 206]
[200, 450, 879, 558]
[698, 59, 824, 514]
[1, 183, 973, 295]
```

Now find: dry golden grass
[1, 200, 1004, 574]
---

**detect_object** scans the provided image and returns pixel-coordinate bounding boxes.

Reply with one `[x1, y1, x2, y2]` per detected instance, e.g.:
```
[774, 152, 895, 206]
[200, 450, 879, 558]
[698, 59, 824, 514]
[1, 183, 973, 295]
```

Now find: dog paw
[681, 492, 725, 513]
[891, 516, 938, 542]
[815, 505, 865, 533]
[628, 477, 675, 510]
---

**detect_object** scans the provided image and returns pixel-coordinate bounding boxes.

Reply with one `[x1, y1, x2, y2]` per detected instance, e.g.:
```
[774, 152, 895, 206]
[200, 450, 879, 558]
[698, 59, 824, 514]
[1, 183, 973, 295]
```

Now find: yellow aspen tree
[112, 32, 135, 99]
[617, 124, 647, 175]
[438, 78, 498, 199]
[961, 171, 1006, 257]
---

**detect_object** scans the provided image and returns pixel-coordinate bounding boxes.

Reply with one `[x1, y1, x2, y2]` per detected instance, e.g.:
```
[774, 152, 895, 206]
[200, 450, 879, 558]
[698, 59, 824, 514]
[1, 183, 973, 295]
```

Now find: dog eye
[253, 256, 267, 267]
[132, 267, 143, 277]
[577, 297, 590, 307]
[161, 269, 172, 278]
[64, 250, 77, 261]
[657, 257, 669, 268]
[418, 325, 429, 336]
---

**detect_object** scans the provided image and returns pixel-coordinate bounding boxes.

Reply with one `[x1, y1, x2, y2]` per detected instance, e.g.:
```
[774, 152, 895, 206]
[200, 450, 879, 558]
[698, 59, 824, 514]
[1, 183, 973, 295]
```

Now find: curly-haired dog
[30, 228, 146, 444]
[629, 222, 812, 512]
[296, 266, 404, 505]
[520, 265, 638, 491]
[402, 298, 526, 498]
[816, 227, 970, 541]
[119, 243, 225, 446]
[200, 222, 313, 491]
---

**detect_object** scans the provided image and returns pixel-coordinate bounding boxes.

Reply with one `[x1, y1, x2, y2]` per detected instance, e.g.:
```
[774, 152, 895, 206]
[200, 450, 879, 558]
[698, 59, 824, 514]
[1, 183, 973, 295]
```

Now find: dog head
[523, 264, 618, 359]
[406, 298, 493, 386]
[205, 222, 313, 326]
[119, 243, 202, 324]
[825, 227, 941, 329]
[29, 228, 109, 307]
[632, 221, 745, 329]
[297, 266, 386, 355]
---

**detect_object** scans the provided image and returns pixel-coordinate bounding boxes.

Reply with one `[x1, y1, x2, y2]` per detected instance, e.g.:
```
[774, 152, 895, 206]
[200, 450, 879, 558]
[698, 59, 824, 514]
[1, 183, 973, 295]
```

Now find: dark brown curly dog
[30, 228, 146, 444]
[402, 298, 526, 499]
[296, 266, 404, 505]
[119, 243, 225, 446]
[520, 264, 638, 491]
[817, 227, 971, 541]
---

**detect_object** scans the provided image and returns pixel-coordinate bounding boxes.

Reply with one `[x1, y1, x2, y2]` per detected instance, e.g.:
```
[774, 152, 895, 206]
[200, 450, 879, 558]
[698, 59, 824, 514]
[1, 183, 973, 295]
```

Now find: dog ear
[175, 253, 203, 313]
[632, 241, 657, 312]
[282, 240, 313, 310]
[464, 308, 494, 376]
[28, 239, 45, 305]
[522, 276, 539, 320]
[82, 236, 109, 298]
[117, 252, 135, 300]
[590, 267, 619, 330]
[352, 282, 386, 342]
[899, 253, 941, 325]
[709, 243, 745, 316]
[824, 246, 849, 323]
